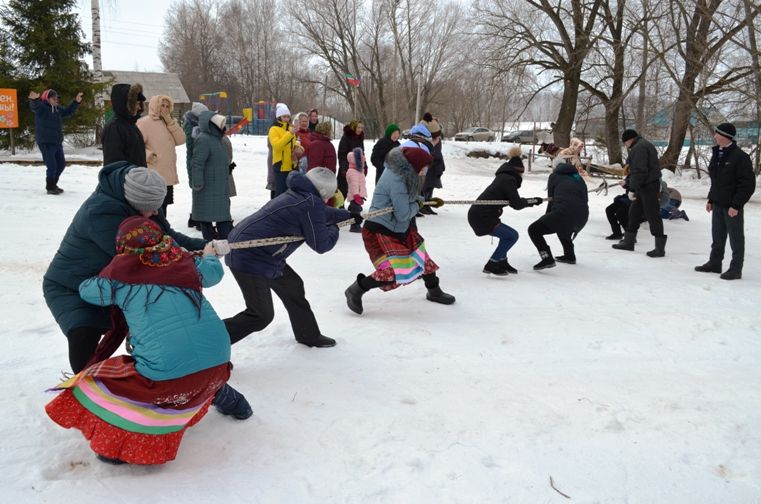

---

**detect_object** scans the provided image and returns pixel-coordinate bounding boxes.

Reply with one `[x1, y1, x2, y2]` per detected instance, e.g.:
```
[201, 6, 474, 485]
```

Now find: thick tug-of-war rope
[230, 200, 535, 250]
[228, 182, 606, 250]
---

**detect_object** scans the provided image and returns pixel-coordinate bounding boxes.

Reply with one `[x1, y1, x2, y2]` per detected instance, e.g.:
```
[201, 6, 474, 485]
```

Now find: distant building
[102, 70, 190, 119]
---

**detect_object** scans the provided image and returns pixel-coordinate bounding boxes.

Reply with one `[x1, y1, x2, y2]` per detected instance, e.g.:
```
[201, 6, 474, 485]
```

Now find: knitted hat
[423, 119, 442, 138]
[315, 121, 332, 137]
[621, 129, 638, 142]
[123, 167, 167, 212]
[210, 114, 227, 132]
[306, 167, 338, 200]
[41, 89, 58, 102]
[191, 102, 208, 116]
[402, 147, 433, 173]
[422, 112, 433, 122]
[507, 156, 524, 173]
[275, 103, 291, 118]
[385, 123, 401, 138]
[507, 145, 523, 159]
[714, 122, 736, 140]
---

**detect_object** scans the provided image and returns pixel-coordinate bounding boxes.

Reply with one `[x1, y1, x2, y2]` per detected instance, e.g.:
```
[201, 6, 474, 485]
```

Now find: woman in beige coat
[137, 95, 186, 215]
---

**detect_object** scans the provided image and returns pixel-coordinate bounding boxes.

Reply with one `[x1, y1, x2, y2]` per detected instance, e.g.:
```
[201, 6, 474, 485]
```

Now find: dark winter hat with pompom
[714, 122, 736, 140]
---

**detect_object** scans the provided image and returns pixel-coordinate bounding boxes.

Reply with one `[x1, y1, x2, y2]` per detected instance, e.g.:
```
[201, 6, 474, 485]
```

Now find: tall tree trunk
[91, 0, 103, 144]
[554, 69, 581, 148]
[743, 0, 761, 174]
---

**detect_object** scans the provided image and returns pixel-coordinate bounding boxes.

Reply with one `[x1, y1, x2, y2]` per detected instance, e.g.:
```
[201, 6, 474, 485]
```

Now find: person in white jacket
[137, 95, 186, 215]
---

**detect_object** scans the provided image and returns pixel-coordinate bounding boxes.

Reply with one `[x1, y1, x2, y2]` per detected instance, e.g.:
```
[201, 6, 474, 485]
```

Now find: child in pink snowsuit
[346, 147, 368, 232]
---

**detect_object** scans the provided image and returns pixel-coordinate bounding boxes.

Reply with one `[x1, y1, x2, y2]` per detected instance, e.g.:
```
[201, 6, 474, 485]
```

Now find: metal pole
[9, 128, 15, 156]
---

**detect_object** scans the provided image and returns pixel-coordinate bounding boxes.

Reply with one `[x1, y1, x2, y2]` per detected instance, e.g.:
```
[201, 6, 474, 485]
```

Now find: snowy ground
[1, 136, 760, 504]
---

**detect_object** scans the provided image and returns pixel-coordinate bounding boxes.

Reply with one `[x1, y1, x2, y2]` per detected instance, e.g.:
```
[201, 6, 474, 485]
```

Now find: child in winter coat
[45, 216, 248, 466]
[467, 146, 543, 275]
[346, 147, 368, 232]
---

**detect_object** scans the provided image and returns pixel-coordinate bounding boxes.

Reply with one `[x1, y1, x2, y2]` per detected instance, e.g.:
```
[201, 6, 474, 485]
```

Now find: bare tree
[648, 0, 758, 170]
[474, 0, 606, 148]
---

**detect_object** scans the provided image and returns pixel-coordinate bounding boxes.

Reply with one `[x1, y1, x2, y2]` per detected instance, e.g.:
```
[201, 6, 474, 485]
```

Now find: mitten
[351, 213, 364, 226]
[429, 197, 445, 208]
[211, 239, 231, 256]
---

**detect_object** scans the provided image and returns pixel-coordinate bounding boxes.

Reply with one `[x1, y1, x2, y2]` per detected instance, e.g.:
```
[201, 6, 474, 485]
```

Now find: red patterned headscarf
[99, 216, 201, 292]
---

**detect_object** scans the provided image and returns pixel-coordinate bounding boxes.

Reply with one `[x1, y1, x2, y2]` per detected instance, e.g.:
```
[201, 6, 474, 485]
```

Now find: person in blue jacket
[224, 167, 352, 348]
[28, 88, 83, 194]
[46, 217, 236, 466]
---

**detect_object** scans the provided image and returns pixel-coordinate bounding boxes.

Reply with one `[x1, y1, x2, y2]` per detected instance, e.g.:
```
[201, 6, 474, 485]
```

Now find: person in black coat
[605, 165, 632, 240]
[468, 147, 543, 275]
[695, 122, 756, 280]
[528, 161, 589, 270]
[371, 123, 401, 183]
[611, 129, 666, 257]
[337, 120, 365, 199]
[102, 83, 147, 167]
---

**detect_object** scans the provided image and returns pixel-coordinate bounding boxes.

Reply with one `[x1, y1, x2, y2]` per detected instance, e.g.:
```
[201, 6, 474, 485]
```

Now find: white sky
[0, 0, 172, 72]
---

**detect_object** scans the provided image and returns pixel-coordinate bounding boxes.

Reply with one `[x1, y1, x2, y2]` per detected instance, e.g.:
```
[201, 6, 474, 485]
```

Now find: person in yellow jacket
[269, 103, 299, 197]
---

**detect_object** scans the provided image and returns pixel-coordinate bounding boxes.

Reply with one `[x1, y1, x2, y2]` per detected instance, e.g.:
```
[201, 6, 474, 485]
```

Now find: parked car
[454, 127, 496, 142]
[502, 129, 539, 143]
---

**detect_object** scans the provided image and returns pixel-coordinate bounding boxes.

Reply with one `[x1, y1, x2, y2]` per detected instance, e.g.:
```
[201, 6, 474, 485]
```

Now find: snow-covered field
[1, 136, 760, 504]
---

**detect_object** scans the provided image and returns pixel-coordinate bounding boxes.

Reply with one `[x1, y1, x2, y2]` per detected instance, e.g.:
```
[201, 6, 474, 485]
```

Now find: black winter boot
[720, 269, 742, 280]
[612, 231, 636, 251]
[483, 259, 509, 276]
[605, 232, 624, 240]
[695, 262, 721, 273]
[96, 454, 127, 465]
[505, 260, 518, 274]
[646, 235, 667, 258]
[296, 335, 336, 347]
[349, 222, 362, 233]
[345, 274, 367, 314]
[533, 250, 556, 270]
[423, 276, 455, 305]
[46, 179, 60, 195]
[53, 177, 64, 193]
[555, 255, 576, 264]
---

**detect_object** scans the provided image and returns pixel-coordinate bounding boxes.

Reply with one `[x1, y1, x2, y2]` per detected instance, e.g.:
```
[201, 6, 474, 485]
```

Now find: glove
[352, 194, 363, 205]
[229, 162, 236, 173]
[211, 239, 231, 257]
[628, 191, 636, 201]
[428, 197, 445, 208]
[526, 197, 543, 206]
[418, 199, 425, 210]
[348, 200, 362, 214]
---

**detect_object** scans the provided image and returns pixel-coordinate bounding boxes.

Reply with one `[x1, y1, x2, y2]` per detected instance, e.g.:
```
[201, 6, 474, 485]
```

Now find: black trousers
[224, 264, 321, 344]
[67, 326, 106, 373]
[710, 205, 745, 272]
[605, 199, 629, 234]
[527, 215, 574, 257]
[626, 182, 664, 237]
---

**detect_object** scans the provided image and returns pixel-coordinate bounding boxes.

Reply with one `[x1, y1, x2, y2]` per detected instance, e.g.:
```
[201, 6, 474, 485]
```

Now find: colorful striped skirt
[45, 355, 231, 465]
[361, 227, 438, 291]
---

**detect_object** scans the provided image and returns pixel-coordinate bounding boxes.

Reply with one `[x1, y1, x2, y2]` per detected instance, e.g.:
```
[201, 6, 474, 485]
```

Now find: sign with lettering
[0, 89, 19, 128]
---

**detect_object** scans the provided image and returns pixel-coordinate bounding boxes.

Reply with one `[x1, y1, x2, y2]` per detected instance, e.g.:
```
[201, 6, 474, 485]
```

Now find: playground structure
[198, 94, 276, 136]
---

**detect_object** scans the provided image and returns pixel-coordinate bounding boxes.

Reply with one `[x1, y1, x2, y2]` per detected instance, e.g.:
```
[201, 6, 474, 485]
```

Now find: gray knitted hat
[123, 167, 167, 212]
[306, 167, 338, 200]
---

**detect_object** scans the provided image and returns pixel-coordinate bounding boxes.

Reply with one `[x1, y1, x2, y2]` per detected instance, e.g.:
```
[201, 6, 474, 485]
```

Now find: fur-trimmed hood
[384, 147, 422, 196]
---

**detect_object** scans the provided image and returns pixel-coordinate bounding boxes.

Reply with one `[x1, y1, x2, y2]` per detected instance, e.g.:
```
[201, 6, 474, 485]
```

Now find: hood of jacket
[495, 162, 523, 188]
[343, 124, 365, 141]
[553, 161, 579, 176]
[198, 110, 222, 137]
[287, 170, 321, 197]
[184, 110, 200, 126]
[147, 94, 173, 120]
[385, 147, 422, 196]
[110, 84, 131, 119]
[96, 161, 135, 201]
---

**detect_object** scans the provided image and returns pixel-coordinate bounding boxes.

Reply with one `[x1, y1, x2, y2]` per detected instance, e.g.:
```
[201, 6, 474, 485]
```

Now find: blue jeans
[489, 223, 519, 261]
[39, 143, 66, 181]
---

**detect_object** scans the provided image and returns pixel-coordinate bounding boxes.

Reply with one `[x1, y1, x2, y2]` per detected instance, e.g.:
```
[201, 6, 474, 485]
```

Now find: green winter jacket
[43, 161, 206, 335]
[191, 111, 231, 222]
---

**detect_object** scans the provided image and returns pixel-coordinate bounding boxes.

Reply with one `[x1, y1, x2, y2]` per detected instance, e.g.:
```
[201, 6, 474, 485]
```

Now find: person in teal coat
[184, 102, 208, 230]
[191, 111, 232, 240]
[42, 162, 207, 373]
